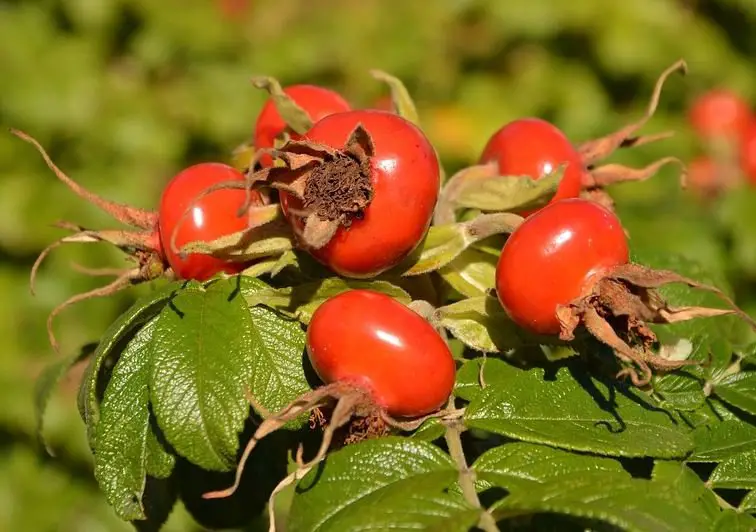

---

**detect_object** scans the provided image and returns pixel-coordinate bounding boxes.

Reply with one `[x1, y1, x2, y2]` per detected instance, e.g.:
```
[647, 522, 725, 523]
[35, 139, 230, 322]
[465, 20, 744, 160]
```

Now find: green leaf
[714, 371, 756, 416]
[398, 213, 521, 276]
[709, 450, 756, 489]
[472, 442, 626, 493]
[437, 296, 549, 353]
[410, 418, 445, 442]
[34, 343, 95, 454]
[652, 337, 732, 412]
[242, 276, 411, 325]
[145, 426, 175, 480]
[239, 277, 312, 420]
[455, 168, 563, 213]
[712, 510, 756, 532]
[149, 279, 256, 471]
[251, 76, 313, 134]
[463, 359, 693, 458]
[690, 420, 756, 462]
[288, 437, 479, 532]
[94, 320, 160, 521]
[492, 469, 717, 532]
[79, 282, 182, 448]
[370, 70, 420, 125]
[739, 490, 756, 513]
[651, 461, 720, 521]
[438, 248, 497, 298]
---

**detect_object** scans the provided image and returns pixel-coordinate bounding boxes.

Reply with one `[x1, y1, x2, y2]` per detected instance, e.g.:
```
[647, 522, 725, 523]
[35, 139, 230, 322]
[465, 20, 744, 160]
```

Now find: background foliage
[2, 0, 756, 529]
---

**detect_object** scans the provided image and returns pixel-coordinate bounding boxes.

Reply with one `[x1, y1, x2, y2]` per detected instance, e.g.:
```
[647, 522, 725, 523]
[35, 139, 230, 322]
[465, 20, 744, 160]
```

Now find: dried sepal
[577, 59, 687, 166]
[267, 125, 377, 251]
[557, 262, 755, 387]
[11, 129, 157, 229]
[584, 157, 687, 189]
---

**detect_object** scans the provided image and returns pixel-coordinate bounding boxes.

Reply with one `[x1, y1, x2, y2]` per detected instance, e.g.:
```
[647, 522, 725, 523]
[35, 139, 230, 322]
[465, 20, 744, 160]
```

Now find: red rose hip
[280, 110, 441, 278]
[306, 290, 456, 417]
[496, 198, 629, 335]
[158, 163, 264, 281]
[480, 118, 584, 215]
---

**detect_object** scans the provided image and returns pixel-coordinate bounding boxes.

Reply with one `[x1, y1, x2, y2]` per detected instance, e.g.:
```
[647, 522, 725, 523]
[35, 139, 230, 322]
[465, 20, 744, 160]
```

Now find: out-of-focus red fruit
[688, 89, 752, 142]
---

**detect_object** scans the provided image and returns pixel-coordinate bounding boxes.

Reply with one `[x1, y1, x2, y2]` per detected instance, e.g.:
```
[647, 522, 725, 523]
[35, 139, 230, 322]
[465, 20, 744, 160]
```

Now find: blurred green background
[2, 0, 756, 529]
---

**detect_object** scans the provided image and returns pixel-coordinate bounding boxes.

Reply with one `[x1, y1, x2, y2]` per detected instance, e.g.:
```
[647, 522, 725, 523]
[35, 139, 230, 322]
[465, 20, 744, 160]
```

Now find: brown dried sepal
[557, 263, 756, 387]
[582, 156, 687, 192]
[577, 60, 687, 166]
[32, 222, 168, 352]
[261, 125, 376, 250]
[203, 380, 451, 501]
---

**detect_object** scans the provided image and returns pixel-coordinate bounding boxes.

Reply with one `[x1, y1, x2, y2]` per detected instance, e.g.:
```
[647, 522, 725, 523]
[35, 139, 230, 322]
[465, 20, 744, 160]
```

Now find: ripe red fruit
[496, 198, 629, 336]
[479, 118, 584, 215]
[254, 84, 351, 166]
[740, 123, 756, 184]
[306, 290, 456, 417]
[280, 110, 441, 277]
[688, 89, 752, 141]
[158, 163, 264, 281]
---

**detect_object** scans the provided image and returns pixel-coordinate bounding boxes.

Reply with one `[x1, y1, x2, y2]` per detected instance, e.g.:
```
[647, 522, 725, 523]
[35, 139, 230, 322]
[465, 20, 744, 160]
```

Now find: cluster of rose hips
[17, 61, 756, 501]
[687, 88, 756, 195]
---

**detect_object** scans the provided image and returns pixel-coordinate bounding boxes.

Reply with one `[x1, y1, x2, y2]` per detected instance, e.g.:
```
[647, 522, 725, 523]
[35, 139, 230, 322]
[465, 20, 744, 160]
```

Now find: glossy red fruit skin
[479, 118, 584, 216]
[281, 110, 441, 278]
[496, 198, 629, 336]
[254, 84, 351, 166]
[158, 163, 263, 281]
[306, 290, 456, 418]
[740, 123, 756, 184]
[689, 89, 752, 141]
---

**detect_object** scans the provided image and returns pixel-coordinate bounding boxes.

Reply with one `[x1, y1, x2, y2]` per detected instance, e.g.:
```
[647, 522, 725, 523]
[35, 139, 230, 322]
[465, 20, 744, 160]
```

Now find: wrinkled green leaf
[713, 371, 756, 416]
[94, 320, 160, 520]
[239, 277, 311, 420]
[709, 450, 756, 489]
[288, 437, 478, 532]
[652, 337, 731, 412]
[455, 168, 563, 212]
[242, 276, 411, 324]
[436, 296, 549, 353]
[149, 279, 255, 471]
[410, 418, 445, 442]
[651, 461, 720, 521]
[463, 359, 693, 458]
[145, 427, 175, 480]
[712, 510, 756, 532]
[492, 469, 717, 532]
[399, 213, 521, 276]
[690, 420, 756, 462]
[473, 442, 626, 493]
[438, 248, 497, 298]
[79, 282, 183, 448]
